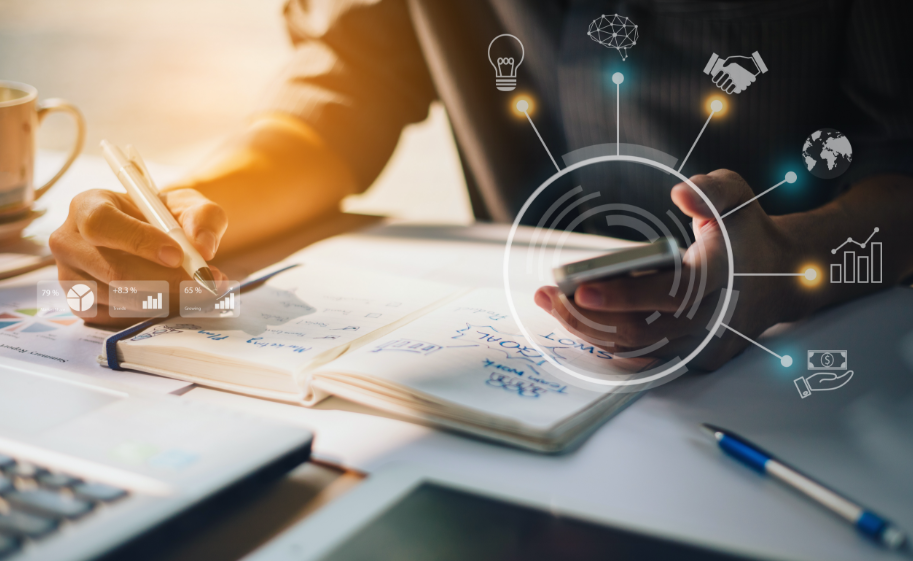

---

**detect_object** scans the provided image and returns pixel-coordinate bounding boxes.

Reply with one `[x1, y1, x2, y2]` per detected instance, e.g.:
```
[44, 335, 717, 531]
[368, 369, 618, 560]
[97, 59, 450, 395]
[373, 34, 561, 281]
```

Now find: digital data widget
[108, 281, 170, 318]
[179, 281, 241, 318]
[37, 280, 97, 318]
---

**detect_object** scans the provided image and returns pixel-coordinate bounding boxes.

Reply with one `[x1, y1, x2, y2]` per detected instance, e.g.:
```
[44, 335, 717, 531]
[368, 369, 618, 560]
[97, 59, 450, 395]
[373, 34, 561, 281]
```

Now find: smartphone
[553, 237, 681, 297]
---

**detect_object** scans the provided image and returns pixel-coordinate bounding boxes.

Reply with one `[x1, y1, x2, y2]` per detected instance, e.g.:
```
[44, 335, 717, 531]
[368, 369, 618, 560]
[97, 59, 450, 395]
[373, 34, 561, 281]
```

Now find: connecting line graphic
[517, 100, 560, 172]
[678, 100, 722, 173]
[832, 227, 879, 253]
[735, 266, 818, 284]
[719, 171, 798, 220]
[734, 273, 803, 277]
[722, 322, 792, 367]
[613, 73, 624, 155]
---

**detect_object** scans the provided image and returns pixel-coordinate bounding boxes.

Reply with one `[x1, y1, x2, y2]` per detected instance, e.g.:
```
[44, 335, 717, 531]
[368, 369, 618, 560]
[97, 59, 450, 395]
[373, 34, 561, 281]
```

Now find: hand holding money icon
[796, 349, 854, 398]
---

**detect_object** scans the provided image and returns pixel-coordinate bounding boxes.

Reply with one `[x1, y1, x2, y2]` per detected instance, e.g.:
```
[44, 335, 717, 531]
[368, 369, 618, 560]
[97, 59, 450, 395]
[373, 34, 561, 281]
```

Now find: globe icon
[802, 128, 852, 179]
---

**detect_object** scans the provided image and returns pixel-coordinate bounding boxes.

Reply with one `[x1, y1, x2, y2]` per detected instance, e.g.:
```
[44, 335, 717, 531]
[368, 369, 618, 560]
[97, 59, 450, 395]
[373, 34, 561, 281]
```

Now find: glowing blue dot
[785, 171, 797, 183]
[612, 72, 624, 85]
[781, 355, 793, 367]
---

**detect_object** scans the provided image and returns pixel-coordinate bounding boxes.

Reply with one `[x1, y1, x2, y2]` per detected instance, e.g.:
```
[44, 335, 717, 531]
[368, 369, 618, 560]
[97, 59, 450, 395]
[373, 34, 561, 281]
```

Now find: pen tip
[883, 525, 908, 550]
[193, 267, 219, 297]
[700, 423, 724, 440]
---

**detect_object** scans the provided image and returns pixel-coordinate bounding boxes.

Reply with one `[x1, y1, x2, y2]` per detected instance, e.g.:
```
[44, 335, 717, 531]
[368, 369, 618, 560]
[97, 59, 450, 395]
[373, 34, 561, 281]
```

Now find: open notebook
[101, 263, 650, 452]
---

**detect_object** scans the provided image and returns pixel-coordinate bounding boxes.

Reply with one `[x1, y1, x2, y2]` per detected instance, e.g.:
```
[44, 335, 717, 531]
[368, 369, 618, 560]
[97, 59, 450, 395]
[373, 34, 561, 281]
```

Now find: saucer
[0, 208, 47, 245]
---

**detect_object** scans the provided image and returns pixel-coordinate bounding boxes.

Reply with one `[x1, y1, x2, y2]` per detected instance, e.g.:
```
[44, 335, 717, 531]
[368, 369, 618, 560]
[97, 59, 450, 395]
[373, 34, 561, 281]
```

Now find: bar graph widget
[830, 228, 881, 284]
[142, 294, 164, 310]
[179, 281, 241, 318]
[109, 281, 169, 318]
[214, 292, 235, 310]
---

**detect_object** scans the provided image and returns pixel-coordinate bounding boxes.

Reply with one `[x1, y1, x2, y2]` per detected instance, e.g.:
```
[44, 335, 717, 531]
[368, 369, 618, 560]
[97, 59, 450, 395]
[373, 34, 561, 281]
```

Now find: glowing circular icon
[612, 72, 624, 85]
[516, 99, 529, 113]
[804, 268, 817, 281]
[710, 99, 723, 113]
[66, 284, 95, 312]
[802, 128, 852, 179]
[781, 355, 794, 367]
[504, 154, 735, 390]
[785, 171, 797, 183]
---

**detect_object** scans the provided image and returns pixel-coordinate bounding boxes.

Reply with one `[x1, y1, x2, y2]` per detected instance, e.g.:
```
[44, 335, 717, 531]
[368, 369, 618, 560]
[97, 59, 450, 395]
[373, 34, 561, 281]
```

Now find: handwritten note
[120, 263, 458, 374]
[312, 288, 626, 429]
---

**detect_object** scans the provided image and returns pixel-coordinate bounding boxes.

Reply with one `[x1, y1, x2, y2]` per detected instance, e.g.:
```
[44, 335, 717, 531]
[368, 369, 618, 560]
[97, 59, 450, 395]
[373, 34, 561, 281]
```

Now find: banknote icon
[807, 350, 847, 370]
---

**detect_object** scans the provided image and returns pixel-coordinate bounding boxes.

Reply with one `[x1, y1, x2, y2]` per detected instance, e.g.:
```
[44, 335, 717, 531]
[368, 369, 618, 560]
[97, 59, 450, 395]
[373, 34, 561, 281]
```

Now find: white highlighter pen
[100, 140, 218, 296]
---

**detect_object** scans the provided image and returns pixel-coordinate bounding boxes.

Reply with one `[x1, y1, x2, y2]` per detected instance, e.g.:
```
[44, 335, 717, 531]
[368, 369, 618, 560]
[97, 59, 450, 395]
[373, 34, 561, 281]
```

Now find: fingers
[535, 285, 716, 348]
[54, 216, 228, 287]
[71, 190, 184, 268]
[161, 189, 228, 260]
[670, 169, 755, 222]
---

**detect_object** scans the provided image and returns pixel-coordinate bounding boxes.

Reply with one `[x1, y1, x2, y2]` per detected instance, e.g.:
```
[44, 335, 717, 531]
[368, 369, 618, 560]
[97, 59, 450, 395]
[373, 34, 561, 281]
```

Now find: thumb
[160, 188, 228, 261]
[670, 169, 756, 230]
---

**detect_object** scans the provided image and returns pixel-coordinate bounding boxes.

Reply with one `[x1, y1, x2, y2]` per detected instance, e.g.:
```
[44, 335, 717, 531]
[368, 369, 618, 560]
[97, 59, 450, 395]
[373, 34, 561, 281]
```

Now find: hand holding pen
[49, 141, 228, 326]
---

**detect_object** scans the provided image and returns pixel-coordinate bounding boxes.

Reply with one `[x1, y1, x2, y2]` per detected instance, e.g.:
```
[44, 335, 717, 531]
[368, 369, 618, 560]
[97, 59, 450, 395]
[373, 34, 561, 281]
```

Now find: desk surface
[11, 155, 913, 561]
[173, 223, 913, 561]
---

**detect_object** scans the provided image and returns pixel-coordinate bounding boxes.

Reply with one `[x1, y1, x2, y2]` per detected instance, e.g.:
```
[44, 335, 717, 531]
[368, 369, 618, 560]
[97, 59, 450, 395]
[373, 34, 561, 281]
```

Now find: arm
[49, 0, 435, 326]
[160, 113, 358, 256]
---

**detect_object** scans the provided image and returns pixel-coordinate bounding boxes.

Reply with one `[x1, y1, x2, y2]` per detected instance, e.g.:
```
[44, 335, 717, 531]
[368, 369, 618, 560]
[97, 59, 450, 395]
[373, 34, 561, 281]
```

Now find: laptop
[0, 360, 313, 561]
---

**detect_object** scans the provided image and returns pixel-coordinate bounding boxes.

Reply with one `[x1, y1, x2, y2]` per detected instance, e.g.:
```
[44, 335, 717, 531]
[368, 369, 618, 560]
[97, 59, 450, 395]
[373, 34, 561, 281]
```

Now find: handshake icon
[703, 51, 768, 95]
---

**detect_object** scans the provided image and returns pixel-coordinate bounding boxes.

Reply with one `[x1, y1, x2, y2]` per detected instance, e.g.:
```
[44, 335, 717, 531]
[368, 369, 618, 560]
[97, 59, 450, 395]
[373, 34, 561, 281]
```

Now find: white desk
[6, 154, 911, 560]
[184, 223, 913, 561]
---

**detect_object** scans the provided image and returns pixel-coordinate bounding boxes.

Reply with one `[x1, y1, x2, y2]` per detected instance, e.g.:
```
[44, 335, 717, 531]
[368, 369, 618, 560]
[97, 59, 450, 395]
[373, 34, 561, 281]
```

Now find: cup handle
[34, 99, 86, 200]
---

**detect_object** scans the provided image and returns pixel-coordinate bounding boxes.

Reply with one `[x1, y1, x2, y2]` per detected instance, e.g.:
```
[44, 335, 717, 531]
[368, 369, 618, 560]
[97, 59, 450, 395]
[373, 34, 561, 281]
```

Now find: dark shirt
[263, 0, 913, 238]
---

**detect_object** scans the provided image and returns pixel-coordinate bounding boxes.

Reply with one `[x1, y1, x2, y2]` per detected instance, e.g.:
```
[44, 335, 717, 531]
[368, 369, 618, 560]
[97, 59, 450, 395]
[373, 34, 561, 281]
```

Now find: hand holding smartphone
[553, 238, 681, 298]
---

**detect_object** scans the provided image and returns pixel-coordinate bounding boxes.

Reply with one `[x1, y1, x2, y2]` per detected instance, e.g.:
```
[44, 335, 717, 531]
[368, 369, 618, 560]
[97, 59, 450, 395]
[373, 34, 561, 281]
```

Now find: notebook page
[115, 263, 458, 374]
[313, 288, 647, 429]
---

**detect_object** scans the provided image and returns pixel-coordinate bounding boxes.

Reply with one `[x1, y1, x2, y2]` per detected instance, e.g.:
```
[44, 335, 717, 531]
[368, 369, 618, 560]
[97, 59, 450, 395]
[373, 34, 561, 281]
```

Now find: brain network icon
[588, 14, 638, 61]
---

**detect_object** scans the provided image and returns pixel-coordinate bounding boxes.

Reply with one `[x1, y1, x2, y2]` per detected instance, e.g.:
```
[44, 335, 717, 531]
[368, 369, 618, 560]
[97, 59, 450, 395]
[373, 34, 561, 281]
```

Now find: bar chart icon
[830, 228, 881, 284]
[214, 292, 235, 310]
[142, 293, 164, 310]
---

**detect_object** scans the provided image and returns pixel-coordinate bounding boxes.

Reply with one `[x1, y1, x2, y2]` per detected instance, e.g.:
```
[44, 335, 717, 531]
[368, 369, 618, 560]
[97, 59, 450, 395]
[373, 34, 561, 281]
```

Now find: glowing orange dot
[705, 95, 728, 117]
[511, 93, 535, 117]
[799, 264, 822, 288]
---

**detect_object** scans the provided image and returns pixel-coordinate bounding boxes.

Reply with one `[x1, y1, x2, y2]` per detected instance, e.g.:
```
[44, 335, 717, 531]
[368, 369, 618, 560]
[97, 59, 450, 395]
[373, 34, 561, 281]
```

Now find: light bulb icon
[488, 34, 524, 91]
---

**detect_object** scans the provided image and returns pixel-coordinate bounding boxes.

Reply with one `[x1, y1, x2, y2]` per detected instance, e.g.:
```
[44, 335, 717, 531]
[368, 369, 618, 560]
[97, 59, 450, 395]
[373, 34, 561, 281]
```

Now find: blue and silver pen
[702, 423, 908, 550]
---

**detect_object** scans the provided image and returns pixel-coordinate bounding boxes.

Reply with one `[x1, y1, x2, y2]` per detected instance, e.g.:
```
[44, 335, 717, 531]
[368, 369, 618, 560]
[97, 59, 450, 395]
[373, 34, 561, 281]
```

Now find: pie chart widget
[38, 280, 97, 318]
[67, 284, 95, 312]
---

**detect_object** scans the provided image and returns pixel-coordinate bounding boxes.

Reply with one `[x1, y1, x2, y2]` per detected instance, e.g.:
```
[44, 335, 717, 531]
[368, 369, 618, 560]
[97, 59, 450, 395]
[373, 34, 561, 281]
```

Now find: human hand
[794, 371, 854, 398]
[49, 188, 228, 326]
[705, 52, 768, 95]
[534, 170, 802, 371]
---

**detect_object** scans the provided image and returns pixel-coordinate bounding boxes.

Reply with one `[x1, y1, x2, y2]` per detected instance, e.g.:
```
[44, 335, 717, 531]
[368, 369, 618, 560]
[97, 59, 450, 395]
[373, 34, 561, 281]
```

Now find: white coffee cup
[0, 80, 86, 222]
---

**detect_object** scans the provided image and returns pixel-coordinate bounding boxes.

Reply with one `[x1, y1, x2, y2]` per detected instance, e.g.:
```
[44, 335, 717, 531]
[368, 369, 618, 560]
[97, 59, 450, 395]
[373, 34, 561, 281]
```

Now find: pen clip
[125, 144, 158, 191]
